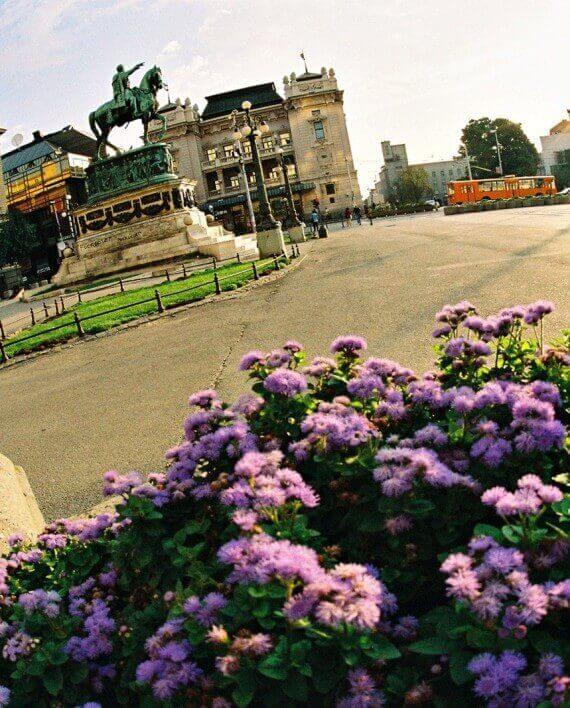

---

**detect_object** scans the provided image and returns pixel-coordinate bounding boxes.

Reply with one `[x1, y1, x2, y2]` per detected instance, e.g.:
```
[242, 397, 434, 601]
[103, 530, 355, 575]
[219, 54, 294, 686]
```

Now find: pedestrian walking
[310, 208, 319, 237]
[353, 205, 362, 225]
[363, 203, 373, 225]
[343, 206, 352, 228]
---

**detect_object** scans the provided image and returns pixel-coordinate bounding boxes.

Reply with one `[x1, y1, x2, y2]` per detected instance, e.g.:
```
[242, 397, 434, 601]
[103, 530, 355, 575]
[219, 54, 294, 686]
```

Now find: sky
[1, 0, 568, 194]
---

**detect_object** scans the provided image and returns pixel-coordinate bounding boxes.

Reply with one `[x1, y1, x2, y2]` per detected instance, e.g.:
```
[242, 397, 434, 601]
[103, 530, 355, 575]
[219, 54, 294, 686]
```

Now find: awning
[205, 181, 315, 209]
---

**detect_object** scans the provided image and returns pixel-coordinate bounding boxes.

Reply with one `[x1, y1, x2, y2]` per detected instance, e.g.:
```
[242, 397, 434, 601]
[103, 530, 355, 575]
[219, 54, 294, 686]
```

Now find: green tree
[0, 209, 38, 266]
[459, 117, 539, 178]
[393, 166, 431, 204]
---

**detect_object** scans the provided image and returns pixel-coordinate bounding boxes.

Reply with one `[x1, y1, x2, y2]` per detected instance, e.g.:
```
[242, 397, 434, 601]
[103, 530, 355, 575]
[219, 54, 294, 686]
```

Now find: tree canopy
[390, 166, 431, 205]
[0, 209, 38, 266]
[459, 117, 540, 179]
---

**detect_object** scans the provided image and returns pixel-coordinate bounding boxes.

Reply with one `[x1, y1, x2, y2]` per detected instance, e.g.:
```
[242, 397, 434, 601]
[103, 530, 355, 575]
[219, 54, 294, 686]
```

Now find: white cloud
[159, 40, 182, 56]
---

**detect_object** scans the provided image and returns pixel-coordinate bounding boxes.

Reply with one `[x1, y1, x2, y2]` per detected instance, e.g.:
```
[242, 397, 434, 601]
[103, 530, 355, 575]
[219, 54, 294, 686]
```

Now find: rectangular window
[242, 141, 251, 157]
[329, 197, 335, 203]
[262, 137, 274, 151]
[314, 120, 325, 140]
[325, 183, 336, 195]
[448, 169, 453, 177]
[286, 163, 297, 178]
[268, 166, 280, 180]
[205, 148, 217, 163]
[248, 172, 256, 185]
[230, 174, 240, 189]
[223, 144, 234, 158]
[279, 132, 291, 146]
[518, 179, 532, 189]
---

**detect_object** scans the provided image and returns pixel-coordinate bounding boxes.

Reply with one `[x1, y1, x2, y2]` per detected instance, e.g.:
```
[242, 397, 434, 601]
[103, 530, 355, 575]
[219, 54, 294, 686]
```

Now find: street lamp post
[230, 111, 256, 233]
[460, 142, 474, 181]
[275, 146, 305, 243]
[482, 128, 503, 175]
[231, 101, 285, 257]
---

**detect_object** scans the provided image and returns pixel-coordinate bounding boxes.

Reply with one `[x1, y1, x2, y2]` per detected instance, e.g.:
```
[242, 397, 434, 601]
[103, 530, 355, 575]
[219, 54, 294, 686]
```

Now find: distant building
[149, 62, 361, 233]
[371, 140, 469, 203]
[1, 126, 97, 274]
[540, 110, 570, 188]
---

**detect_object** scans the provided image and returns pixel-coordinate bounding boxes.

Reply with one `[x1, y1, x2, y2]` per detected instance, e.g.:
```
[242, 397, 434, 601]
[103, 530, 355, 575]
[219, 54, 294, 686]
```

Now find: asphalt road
[1, 206, 568, 520]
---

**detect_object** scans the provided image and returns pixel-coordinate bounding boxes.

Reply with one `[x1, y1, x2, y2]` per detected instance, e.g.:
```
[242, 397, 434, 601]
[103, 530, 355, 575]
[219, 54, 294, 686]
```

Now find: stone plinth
[55, 177, 258, 286]
[0, 454, 45, 553]
[256, 225, 286, 258]
[288, 224, 306, 243]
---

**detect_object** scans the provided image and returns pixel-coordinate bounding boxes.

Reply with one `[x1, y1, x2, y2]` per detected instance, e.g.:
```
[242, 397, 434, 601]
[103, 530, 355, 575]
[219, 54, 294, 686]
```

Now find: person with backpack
[353, 205, 362, 225]
[310, 208, 319, 237]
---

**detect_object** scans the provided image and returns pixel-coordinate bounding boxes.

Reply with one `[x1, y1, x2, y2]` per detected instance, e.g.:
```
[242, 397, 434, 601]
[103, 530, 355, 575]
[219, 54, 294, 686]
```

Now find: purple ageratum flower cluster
[330, 335, 367, 356]
[263, 368, 307, 397]
[220, 450, 319, 511]
[290, 398, 377, 461]
[481, 474, 563, 517]
[18, 589, 61, 617]
[238, 349, 266, 370]
[283, 563, 384, 631]
[441, 538, 569, 636]
[524, 300, 555, 325]
[443, 337, 492, 362]
[434, 301, 476, 329]
[469, 651, 569, 706]
[188, 389, 221, 409]
[102, 470, 142, 497]
[0, 687, 9, 707]
[136, 618, 203, 700]
[2, 631, 36, 662]
[65, 572, 117, 669]
[218, 533, 323, 586]
[303, 356, 337, 378]
[182, 593, 227, 627]
[373, 447, 478, 498]
[358, 357, 415, 385]
[337, 668, 386, 707]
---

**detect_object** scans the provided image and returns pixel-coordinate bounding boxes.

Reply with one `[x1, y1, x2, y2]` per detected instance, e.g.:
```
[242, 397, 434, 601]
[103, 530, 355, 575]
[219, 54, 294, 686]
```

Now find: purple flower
[188, 389, 220, 408]
[238, 350, 266, 370]
[263, 369, 307, 397]
[0, 688, 10, 707]
[303, 356, 337, 377]
[283, 340, 303, 353]
[330, 335, 367, 355]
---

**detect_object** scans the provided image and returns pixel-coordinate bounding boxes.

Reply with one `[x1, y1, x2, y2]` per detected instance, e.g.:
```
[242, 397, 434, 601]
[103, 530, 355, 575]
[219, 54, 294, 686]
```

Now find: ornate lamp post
[230, 110, 256, 234]
[275, 146, 305, 243]
[231, 101, 285, 256]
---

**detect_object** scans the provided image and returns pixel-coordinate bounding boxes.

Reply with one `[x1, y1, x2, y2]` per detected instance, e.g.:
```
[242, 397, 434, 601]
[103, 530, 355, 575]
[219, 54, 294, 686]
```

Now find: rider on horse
[112, 62, 144, 113]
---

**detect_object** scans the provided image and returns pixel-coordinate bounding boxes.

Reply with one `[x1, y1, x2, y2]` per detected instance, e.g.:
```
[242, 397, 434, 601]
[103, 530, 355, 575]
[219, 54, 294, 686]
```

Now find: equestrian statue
[89, 63, 167, 159]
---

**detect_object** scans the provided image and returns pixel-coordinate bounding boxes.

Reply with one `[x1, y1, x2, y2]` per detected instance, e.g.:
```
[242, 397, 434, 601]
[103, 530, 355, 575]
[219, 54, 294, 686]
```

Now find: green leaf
[450, 651, 473, 685]
[501, 525, 522, 543]
[283, 674, 308, 702]
[466, 628, 497, 650]
[409, 637, 453, 655]
[290, 640, 311, 665]
[232, 686, 254, 707]
[257, 664, 288, 681]
[366, 635, 401, 660]
[43, 668, 63, 696]
[472, 524, 503, 542]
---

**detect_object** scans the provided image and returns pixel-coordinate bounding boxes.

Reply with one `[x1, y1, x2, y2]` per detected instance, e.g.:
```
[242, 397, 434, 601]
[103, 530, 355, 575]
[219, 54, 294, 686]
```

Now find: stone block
[256, 226, 286, 258]
[0, 454, 45, 553]
[288, 225, 306, 243]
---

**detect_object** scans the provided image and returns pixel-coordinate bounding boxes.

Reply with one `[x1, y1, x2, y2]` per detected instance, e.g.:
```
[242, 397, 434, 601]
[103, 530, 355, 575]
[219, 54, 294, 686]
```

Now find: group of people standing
[341, 203, 373, 228]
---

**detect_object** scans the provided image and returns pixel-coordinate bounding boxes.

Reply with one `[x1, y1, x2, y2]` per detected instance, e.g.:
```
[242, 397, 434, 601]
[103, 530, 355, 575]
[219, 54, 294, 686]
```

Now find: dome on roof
[296, 71, 322, 82]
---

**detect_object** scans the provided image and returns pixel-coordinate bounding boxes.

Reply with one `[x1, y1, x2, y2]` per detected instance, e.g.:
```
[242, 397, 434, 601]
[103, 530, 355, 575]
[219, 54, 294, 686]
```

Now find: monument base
[256, 225, 286, 258]
[288, 225, 306, 243]
[54, 177, 258, 286]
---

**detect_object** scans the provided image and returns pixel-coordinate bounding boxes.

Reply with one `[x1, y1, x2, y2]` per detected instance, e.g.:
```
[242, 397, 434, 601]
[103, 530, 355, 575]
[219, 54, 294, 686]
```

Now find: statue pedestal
[256, 225, 286, 258]
[54, 175, 258, 286]
[288, 225, 306, 243]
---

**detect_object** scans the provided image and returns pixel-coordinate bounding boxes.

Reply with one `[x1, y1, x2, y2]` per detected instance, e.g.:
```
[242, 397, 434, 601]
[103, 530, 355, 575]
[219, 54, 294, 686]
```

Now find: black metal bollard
[252, 262, 259, 280]
[214, 273, 221, 295]
[0, 341, 7, 364]
[74, 312, 85, 337]
[154, 289, 165, 313]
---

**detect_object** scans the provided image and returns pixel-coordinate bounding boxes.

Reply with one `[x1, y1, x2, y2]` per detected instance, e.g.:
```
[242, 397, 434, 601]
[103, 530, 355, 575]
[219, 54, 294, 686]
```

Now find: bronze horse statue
[89, 66, 167, 159]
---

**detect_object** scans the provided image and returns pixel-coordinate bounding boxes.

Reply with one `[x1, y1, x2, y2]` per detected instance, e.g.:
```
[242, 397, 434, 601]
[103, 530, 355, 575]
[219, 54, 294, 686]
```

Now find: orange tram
[447, 176, 556, 205]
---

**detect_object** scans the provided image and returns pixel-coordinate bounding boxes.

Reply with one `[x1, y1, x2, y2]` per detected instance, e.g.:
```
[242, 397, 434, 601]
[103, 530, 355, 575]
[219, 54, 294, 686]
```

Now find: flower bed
[0, 302, 568, 706]
[444, 194, 570, 216]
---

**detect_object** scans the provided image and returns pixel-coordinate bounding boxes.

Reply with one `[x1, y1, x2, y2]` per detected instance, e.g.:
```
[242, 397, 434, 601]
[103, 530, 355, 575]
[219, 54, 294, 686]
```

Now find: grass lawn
[3, 257, 287, 358]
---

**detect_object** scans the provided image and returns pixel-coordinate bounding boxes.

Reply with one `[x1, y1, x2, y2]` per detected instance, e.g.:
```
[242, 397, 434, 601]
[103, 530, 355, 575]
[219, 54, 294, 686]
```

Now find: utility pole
[461, 143, 473, 180]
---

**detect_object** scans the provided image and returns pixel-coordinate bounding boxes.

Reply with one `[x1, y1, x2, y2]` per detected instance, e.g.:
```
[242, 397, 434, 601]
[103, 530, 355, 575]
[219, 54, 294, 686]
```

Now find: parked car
[558, 187, 570, 195]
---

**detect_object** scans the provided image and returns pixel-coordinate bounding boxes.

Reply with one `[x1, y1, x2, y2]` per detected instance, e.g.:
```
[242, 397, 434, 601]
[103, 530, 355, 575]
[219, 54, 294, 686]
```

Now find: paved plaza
[1, 206, 568, 520]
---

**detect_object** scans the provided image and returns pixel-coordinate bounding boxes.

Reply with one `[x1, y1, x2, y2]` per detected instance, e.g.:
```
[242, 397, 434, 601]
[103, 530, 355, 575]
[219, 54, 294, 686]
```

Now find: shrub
[0, 306, 568, 706]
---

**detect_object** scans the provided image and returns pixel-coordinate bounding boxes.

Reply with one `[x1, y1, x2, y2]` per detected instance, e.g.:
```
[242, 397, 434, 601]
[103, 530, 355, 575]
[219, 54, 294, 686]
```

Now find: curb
[0, 252, 310, 373]
[0, 454, 45, 554]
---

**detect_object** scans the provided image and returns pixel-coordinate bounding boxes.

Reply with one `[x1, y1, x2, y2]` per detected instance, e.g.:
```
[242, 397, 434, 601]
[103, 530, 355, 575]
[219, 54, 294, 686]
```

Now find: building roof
[2, 126, 97, 173]
[296, 71, 322, 82]
[201, 83, 283, 120]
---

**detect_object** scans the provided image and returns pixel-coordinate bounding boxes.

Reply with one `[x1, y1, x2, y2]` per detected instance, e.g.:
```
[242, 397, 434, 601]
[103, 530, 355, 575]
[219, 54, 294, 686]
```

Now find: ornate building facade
[149, 64, 361, 233]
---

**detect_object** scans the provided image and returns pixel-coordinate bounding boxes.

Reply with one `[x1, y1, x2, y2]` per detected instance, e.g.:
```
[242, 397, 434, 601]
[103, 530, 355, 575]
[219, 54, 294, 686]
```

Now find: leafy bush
[0, 303, 568, 706]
